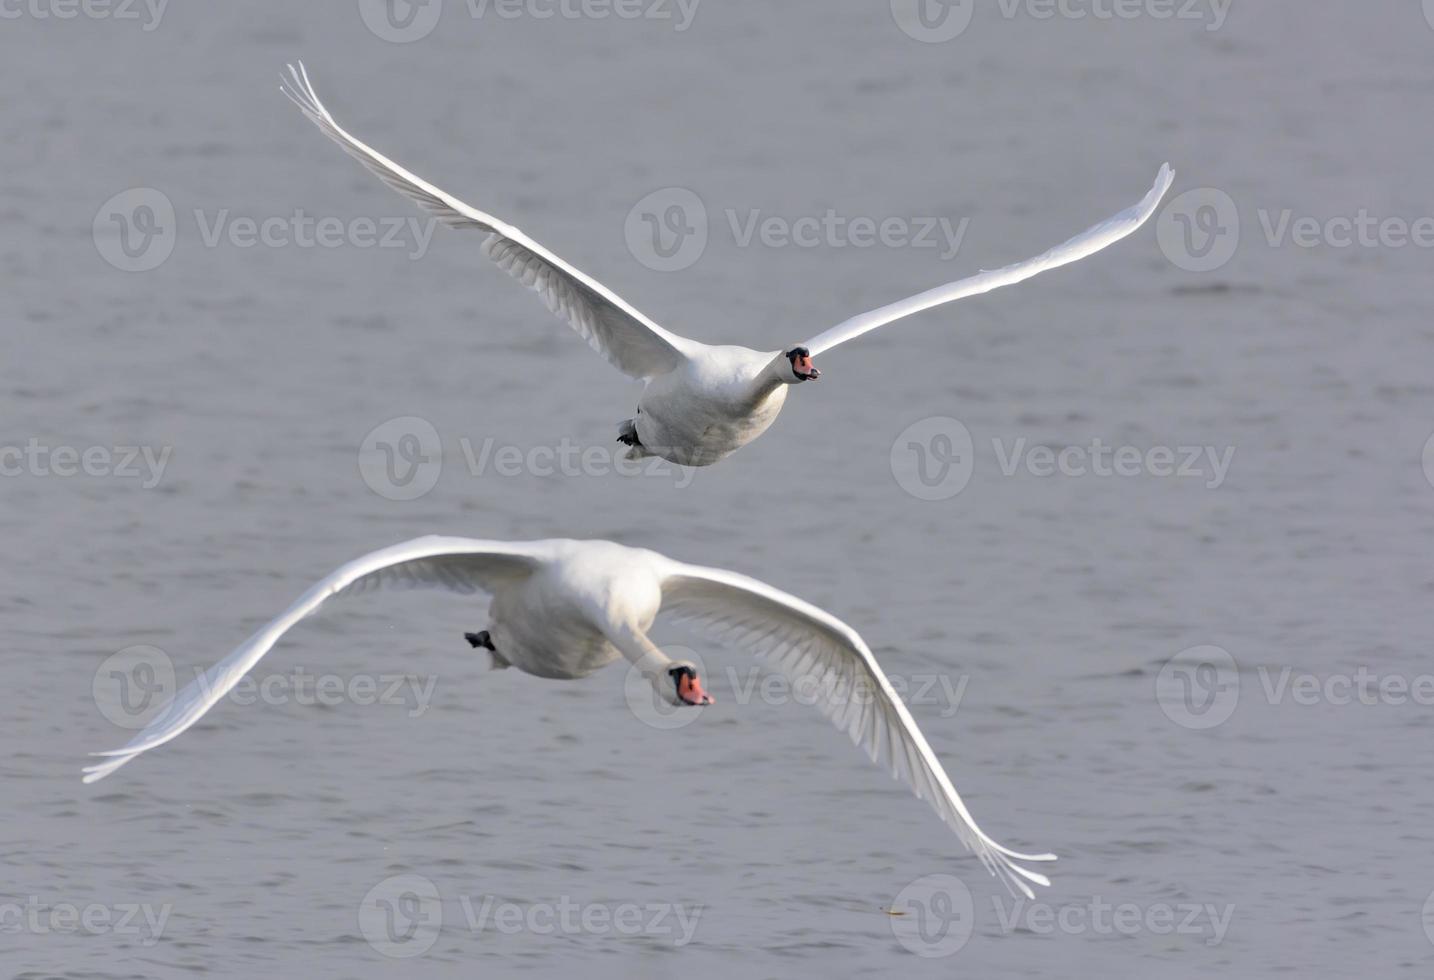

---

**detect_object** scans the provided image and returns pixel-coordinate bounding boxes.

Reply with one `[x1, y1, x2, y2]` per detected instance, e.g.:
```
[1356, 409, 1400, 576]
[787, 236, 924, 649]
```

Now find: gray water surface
[5, 2, 1433, 977]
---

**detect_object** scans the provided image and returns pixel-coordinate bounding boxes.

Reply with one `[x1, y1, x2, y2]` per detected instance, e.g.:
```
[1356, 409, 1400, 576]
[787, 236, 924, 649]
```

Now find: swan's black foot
[465, 630, 495, 652]
[616, 418, 642, 448]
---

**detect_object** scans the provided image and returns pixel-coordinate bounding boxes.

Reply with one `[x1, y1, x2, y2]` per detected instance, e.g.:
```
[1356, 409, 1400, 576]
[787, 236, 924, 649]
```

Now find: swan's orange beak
[794, 354, 820, 380]
[677, 672, 714, 706]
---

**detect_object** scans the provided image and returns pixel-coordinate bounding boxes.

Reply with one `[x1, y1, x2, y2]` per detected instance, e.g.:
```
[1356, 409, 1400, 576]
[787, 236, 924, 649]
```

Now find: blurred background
[4, 1, 1432, 976]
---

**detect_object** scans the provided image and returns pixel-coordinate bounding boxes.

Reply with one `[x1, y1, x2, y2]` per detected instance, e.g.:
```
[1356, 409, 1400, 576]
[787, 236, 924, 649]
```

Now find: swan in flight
[85, 535, 1056, 896]
[280, 63, 1174, 467]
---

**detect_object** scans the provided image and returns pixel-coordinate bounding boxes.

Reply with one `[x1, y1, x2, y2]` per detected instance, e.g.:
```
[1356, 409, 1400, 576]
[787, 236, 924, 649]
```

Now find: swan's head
[664, 662, 714, 706]
[783, 346, 821, 383]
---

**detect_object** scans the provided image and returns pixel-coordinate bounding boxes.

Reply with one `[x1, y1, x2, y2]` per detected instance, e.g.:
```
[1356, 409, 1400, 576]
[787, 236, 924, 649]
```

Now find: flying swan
[85, 535, 1056, 897]
[280, 63, 1174, 467]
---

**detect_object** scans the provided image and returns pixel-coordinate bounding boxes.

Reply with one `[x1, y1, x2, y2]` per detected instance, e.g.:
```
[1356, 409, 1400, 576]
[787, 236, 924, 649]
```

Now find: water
[5, 1, 1433, 976]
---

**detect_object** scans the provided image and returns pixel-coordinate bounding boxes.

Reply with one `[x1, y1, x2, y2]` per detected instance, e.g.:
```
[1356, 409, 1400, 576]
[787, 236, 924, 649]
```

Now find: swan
[280, 63, 1174, 467]
[84, 535, 1056, 896]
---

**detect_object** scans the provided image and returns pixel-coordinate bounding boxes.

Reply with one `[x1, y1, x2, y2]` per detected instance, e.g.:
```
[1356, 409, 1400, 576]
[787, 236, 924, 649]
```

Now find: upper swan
[280, 63, 1174, 467]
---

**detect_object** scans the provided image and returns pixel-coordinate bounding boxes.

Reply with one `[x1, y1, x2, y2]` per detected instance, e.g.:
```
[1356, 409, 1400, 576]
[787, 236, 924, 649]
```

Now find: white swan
[280, 63, 1174, 467]
[84, 535, 1056, 896]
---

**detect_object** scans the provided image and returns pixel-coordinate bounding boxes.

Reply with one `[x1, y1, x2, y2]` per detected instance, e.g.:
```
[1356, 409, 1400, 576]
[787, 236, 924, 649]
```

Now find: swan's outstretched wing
[280, 63, 693, 380]
[83, 536, 546, 784]
[802, 164, 1174, 356]
[658, 560, 1056, 897]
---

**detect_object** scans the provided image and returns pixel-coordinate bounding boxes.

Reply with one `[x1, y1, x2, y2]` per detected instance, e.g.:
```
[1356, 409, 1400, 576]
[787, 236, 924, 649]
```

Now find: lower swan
[84, 535, 1055, 896]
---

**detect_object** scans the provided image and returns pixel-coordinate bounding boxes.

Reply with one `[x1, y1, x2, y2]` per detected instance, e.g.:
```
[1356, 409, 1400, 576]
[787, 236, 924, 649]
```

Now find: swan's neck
[742, 355, 792, 407]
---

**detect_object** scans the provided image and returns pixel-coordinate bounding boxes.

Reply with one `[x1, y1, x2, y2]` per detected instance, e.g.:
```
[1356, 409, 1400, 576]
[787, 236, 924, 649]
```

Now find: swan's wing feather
[803, 164, 1174, 356]
[280, 62, 692, 380]
[83, 536, 545, 783]
[658, 561, 1055, 897]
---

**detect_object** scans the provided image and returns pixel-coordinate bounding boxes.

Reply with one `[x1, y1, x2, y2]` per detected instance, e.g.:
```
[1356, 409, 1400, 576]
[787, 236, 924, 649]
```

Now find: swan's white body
[634, 346, 790, 465]
[84, 535, 1056, 897]
[280, 64, 1174, 467]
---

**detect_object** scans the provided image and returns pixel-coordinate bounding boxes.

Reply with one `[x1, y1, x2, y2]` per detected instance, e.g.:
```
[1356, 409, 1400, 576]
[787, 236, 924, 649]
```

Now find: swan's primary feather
[280, 62, 693, 380]
[802, 163, 1175, 356]
[658, 559, 1056, 898]
[82, 537, 541, 783]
